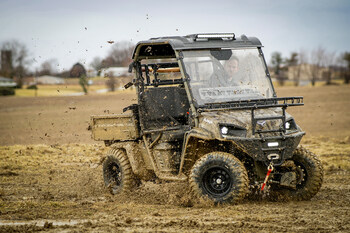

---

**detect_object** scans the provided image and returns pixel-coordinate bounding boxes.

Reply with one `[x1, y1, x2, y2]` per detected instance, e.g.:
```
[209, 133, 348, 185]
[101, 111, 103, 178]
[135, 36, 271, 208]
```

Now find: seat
[141, 86, 190, 130]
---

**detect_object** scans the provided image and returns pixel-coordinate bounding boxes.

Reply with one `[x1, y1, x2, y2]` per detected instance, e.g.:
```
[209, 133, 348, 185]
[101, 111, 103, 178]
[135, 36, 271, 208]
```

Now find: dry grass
[15, 84, 109, 97]
[272, 78, 345, 87]
[303, 136, 350, 172]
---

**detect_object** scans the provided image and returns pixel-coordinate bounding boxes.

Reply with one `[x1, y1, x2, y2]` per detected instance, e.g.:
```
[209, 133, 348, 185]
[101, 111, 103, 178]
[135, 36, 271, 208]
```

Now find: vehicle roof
[132, 34, 262, 59]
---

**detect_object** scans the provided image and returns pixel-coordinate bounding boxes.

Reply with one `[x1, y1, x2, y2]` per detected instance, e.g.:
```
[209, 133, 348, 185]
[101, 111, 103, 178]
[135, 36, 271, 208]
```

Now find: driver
[223, 56, 239, 86]
[208, 55, 240, 87]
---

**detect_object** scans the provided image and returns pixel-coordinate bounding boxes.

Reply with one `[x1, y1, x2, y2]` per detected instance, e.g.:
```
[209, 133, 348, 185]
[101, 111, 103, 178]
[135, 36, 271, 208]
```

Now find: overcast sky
[0, 0, 349, 72]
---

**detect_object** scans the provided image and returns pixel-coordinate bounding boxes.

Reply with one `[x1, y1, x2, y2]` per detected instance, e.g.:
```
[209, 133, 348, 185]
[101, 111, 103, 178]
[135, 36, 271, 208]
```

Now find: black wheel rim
[202, 166, 232, 198]
[107, 161, 122, 190]
[295, 162, 308, 188]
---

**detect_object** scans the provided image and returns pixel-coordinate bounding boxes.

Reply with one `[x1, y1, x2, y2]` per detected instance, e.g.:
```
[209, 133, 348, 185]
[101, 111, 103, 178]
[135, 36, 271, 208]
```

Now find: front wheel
[189, 152, 249, 204]
[270, 146, 324, 201]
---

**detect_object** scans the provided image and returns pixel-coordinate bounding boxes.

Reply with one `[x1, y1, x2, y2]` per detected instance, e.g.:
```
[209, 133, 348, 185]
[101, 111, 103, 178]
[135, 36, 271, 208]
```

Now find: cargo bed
[90, 114, 139, 141]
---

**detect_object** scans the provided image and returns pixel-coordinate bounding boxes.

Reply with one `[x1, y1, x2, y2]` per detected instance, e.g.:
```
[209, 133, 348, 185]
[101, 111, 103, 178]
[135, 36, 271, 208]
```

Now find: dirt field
[0, 85, 350, 232]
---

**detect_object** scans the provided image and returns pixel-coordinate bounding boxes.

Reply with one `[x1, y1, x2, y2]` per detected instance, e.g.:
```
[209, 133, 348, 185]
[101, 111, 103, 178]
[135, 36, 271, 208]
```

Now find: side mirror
[128, 61, 134, 73]
[124, 82, 133, 89]
[123, 104, 138, 113]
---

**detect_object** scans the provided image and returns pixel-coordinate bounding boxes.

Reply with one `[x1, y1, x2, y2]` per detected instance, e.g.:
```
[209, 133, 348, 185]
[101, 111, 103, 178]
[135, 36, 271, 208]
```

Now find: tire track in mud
[1, 142, 350, 232]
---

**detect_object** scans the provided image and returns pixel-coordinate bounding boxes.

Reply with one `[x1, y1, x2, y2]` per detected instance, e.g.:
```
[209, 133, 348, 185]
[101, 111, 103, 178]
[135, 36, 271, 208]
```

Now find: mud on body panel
[110, 141, 153, 180]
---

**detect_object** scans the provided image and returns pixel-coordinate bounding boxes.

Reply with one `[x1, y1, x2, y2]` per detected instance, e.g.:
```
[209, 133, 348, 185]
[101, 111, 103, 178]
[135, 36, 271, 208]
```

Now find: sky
[0, 0, 349, 72]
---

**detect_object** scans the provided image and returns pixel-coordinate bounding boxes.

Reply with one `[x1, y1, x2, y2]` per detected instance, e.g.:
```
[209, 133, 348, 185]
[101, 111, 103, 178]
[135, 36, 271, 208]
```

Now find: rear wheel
[270, 146, 324, 201]
[102, 149, 135, 195]
[189, 152, 249, 204]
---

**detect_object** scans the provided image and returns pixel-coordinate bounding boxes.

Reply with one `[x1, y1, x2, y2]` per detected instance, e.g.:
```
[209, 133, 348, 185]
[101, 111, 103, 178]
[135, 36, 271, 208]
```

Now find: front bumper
[226, 132, 305, 166]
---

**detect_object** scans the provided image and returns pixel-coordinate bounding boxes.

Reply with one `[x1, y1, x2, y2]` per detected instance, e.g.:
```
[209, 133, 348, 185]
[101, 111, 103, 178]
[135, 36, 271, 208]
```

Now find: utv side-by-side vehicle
[90, 33, 323, 203]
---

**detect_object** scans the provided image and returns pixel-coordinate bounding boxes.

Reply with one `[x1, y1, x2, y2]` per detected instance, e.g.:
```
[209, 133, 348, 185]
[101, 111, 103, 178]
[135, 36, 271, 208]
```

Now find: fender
[110, 141, 152, 179]
[178, 128, 217, 174]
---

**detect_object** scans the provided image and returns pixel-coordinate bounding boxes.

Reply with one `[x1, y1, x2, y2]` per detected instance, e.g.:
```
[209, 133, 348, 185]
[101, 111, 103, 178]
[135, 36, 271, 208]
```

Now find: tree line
[1, 39, 349, 86]
[0, 40, 135, 80]
[89, 41, 134, 76]
[270, 47, 350, 86]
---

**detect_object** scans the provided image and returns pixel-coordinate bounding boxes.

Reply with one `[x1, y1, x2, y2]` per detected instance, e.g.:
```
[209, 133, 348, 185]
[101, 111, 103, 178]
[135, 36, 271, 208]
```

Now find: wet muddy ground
[1, 85, 350, 232]
[1, 140, 349, 232]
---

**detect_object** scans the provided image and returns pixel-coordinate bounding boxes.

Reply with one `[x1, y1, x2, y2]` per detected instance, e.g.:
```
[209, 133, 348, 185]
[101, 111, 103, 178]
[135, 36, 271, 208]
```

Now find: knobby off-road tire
[270, 146, 324, 201]
[190, 152, 249, 204]
[102, 148, 136, 195]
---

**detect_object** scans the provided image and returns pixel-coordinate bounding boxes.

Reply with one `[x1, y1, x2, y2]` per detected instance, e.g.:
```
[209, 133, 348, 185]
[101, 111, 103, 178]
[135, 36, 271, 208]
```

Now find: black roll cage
[138, 62, 184, 87]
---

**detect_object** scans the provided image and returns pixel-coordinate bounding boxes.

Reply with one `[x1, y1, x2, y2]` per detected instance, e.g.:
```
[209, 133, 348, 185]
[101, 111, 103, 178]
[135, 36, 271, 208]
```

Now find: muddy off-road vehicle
[90, 33, 323, 203]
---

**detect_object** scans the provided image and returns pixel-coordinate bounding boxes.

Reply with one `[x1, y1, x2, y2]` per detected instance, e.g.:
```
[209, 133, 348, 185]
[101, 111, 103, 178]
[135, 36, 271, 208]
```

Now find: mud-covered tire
[270, 146, 324, 201]
[102, 148, 135, 195]
[189, 152, 249, 204]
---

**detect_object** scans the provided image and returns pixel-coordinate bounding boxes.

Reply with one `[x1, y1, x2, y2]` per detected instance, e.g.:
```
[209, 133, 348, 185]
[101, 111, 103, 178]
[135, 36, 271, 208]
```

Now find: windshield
[182, 48, 274, 106]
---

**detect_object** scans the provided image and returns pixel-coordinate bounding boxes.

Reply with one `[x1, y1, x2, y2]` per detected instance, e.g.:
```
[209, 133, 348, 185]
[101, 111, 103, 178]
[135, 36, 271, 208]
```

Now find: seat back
[141, 86, 190, 130]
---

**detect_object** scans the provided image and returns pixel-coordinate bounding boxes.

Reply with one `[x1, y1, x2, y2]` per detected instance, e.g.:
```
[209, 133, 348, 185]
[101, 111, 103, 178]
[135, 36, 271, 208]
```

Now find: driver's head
[224, 56, 239, 77]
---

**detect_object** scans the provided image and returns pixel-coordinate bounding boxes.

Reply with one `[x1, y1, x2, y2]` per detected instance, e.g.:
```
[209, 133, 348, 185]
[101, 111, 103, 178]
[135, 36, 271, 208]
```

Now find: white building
[0, 76, 17, 87]
[36, 75, 65, 85]
[99, 67, 130, 77]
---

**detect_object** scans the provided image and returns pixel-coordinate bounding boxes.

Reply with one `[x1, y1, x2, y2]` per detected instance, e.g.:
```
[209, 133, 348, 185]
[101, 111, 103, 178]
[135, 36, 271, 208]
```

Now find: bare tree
[271, 52, 283, 75]
[285, 52, 299, 86]
[298, 48, 309, 80]
[103, 41, 134, 67]
[270, 52, 286, 85]
[1, 40, 32, 87]
[308, 46, 337, 86]
[323, 50, 336, 85]
[106, 72, 116, 92]
[38, 59, 59, 76]
[101, 56, 114, 68]
[309, 46, 326, 86]
[90, 56, 103, 76]
[341, 52, 350, 84]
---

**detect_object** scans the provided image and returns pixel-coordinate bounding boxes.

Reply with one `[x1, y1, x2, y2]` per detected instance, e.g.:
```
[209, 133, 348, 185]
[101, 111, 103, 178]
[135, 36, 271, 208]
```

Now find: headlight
[283, 119, 297, 131]
[285, 121, 291, 130]
[221, 126, 229, 135]
[267, 142, 279, 147]
[219, 124, 247, 137]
